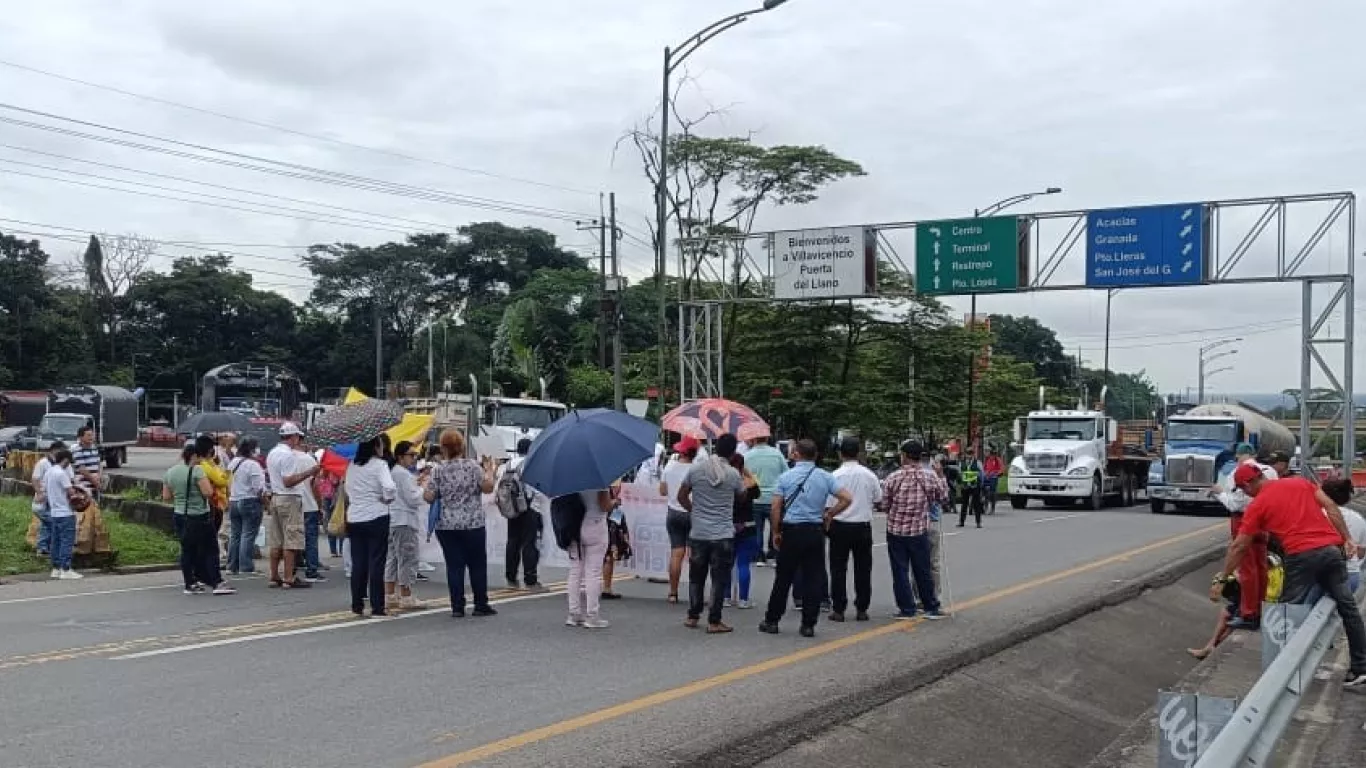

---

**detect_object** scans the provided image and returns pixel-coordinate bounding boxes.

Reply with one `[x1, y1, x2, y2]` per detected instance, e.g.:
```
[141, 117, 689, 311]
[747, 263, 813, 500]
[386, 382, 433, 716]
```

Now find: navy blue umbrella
[521, 408, 657, 498]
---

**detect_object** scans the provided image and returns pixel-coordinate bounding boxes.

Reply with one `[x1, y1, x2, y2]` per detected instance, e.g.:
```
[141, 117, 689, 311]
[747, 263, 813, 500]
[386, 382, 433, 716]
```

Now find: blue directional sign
[1085, 203, 1207, 287]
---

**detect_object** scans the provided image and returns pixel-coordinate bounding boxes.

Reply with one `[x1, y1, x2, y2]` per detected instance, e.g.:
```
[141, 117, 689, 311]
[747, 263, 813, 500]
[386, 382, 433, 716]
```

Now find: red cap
[1233, 463, 1263, 488]
[673, 435, 701, 454]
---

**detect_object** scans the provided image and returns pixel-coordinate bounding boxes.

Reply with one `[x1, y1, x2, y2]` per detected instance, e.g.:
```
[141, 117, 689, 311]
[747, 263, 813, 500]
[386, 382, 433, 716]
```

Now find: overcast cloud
[0, 0, 1361, 397]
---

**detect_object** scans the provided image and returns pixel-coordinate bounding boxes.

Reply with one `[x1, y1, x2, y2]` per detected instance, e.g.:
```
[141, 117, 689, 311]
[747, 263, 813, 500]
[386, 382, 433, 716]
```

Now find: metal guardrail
[1193, 594, 1340, 767]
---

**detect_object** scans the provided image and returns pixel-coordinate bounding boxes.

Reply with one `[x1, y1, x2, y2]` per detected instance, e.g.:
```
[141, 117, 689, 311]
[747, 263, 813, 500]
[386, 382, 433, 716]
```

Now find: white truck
[405, 392, 567, 459]
[1007, 403, 1152, 510]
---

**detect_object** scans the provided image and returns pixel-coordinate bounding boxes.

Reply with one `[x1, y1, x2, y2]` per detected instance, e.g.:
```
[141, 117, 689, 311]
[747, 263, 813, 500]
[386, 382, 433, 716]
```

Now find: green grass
[0, 497, 179, 575]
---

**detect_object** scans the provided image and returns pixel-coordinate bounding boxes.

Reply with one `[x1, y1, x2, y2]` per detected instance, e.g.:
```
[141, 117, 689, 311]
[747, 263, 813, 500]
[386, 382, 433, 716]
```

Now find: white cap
[278, 422, 304, 437]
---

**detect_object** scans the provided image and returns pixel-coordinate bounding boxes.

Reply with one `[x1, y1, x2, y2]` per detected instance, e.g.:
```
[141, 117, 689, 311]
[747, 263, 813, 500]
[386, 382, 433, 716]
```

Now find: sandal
[268, 579, 284, 588]
[667, 593, 679, 604]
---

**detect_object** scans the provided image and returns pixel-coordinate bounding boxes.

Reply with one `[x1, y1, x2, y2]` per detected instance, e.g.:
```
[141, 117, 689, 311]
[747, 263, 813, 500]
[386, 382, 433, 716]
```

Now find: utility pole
[374, 299, 383, 399]
[427, 312, 435, 397]
[598, 196, 608, 369]
[610, 192, 625, 412]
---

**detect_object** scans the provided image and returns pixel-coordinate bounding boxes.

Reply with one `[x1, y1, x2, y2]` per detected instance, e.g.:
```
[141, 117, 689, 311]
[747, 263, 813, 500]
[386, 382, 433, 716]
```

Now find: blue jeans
[887, 532, 939, 615]
[50, 516, 76, 571]
[31, 502, 52, 554]
[304, 509, 322, 576]
[734, 527, 760, 601]
[227, 498, 263, 573]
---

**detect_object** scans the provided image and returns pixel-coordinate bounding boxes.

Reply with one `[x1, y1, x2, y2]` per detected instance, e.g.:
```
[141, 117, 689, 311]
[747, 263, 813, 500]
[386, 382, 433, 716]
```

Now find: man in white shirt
[29, 441, 66, 556]
[265, 423, 318, 589]
[828, 437, 883, 622]
[44, 448, 83, 580]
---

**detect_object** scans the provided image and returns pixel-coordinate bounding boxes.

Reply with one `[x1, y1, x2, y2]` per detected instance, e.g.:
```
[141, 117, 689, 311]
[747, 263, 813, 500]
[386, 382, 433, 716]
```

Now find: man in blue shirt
[760, 439, 853, 638]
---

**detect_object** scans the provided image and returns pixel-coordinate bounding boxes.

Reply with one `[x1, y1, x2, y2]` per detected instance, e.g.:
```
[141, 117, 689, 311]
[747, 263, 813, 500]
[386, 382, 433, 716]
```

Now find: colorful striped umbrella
[661, 398, 768, 440]
[304, 399, 404, 449]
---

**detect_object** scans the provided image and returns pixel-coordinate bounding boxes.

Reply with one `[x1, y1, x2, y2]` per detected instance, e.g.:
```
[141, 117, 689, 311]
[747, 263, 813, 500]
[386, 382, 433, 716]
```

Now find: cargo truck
[1007, 389, 1152, 510]
[1147, 402, 1295, 514]
[31, 385, 140, 468]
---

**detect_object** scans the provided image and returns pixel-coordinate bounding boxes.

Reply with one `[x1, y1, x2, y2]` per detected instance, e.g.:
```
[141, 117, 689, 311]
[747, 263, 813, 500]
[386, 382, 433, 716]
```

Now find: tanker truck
[1147, 402, 1295, 514]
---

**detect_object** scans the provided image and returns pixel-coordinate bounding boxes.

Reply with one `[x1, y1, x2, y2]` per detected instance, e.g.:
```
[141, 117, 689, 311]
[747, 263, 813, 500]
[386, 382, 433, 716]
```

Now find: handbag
[327, 483, 349, 538]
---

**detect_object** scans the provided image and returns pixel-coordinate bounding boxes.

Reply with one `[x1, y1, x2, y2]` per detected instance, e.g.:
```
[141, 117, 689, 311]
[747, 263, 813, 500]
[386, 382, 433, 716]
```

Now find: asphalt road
[109, 446, 183, 481]
[0, 501, 1227, 768]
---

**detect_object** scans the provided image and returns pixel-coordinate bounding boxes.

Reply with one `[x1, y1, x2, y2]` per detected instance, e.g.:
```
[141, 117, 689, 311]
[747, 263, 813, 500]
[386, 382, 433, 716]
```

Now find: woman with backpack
[424, 429, 498, 618]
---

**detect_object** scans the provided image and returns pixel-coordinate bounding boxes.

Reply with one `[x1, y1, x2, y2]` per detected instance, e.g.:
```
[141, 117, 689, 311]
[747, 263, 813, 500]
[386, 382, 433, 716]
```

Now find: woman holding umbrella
[424, 429, 498, 618]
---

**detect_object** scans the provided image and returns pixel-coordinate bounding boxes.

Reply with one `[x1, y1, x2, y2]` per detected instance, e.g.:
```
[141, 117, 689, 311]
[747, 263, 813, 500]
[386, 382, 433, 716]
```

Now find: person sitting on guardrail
[1210, 464, 1366, 688]
[1211, 443, 1277, 631]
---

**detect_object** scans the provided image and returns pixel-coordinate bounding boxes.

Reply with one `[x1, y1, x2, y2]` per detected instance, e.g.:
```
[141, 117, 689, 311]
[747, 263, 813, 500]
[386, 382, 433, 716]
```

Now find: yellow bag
[327, 483, 348, 538]
[1265, 554, 1284, 602]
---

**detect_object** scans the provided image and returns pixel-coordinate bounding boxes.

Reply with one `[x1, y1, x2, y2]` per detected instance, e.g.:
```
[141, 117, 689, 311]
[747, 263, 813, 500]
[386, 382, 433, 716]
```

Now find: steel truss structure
[676, 192, 1355, 461]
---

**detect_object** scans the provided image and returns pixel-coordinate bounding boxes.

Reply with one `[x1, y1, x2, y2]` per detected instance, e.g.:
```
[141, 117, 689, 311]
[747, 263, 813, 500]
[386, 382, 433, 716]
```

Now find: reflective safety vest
[960, 465, 980, 485]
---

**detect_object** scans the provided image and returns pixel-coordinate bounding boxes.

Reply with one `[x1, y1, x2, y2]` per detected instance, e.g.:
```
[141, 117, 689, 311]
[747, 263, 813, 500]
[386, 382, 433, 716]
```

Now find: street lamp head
[1044, 187, 1063, 194]
[762, 0, 789, 9]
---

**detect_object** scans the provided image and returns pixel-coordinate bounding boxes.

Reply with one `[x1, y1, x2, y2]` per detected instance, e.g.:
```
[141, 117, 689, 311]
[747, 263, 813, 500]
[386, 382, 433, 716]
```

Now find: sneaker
[472, 605, 498, 617]
[754, 560, 767, 568]
[1345, 671, 1366, 688]
[923, 611, 947, 621]
[799, 625, 815, 638]
[303, 574, 327, 583]
[317, 563, 332, 571]
[725, 598, 737, 608]
[758, 621, 780, 635]
[452, 609, 466, 618]
[582, 616, 611, 629]
[829, 612, 846, 623]
[894, 611, 918, 621]
[736, 600, 754, 609]
[525, 582, 548, 593]
[226, 570, 240, 576]
[507, 579, 522, 590]
[190, 583, 207, 594]
[344, 571, 353, 579]
[566, 614, 584, 627]
[418, 561, 437, 572]
[415, 573, 430, 582]
[59, 569, 84, 580]
[183, 587, 200, 595]
[50, 569, 61, 579]
[400, 596, 423, 609]
[856, 611, 870, 621]
[1227, 617, 1260, 631]
[212, 584, 237, 595]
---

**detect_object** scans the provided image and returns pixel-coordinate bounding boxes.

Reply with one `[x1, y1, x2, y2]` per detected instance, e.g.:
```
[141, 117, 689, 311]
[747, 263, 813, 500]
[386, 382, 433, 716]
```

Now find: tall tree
[988, 314, 1073, 390]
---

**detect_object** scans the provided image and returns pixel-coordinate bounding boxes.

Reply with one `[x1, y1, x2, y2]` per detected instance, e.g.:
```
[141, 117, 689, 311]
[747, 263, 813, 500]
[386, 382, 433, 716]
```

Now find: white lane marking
[1032, 513, 1086, 524]
[111, 589, 566, 660]
[0, 584, 179, 605]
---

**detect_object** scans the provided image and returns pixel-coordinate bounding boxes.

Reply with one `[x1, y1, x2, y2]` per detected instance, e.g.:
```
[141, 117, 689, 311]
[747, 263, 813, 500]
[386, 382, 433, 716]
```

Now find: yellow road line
[417, 523, 1225, 767]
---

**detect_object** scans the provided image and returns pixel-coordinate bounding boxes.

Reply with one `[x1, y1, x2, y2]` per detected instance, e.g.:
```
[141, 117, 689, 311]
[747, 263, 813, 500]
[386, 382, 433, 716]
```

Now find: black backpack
[550, 492, 587, 551]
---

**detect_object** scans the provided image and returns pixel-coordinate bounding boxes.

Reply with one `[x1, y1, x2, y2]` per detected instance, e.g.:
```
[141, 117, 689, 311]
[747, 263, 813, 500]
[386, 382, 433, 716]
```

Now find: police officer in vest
[957, 446, 986, 529]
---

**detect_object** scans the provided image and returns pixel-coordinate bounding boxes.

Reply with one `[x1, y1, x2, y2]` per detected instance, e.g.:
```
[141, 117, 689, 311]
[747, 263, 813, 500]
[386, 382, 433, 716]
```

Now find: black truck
[31, 385, 140, 468]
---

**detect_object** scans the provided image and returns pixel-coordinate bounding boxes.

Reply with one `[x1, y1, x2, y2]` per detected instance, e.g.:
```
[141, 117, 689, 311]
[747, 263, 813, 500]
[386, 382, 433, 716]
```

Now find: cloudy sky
[0, 0, 1362, 398]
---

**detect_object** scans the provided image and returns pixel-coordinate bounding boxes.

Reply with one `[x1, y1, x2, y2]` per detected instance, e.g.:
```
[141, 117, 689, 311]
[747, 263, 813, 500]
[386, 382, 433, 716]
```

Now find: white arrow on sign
[933, 257, 941, 272]
[1179, 224, 1193, 238]
[928, 226, 942, 238]
[1181, 208, 1194, 221]
[933, 275, 940, 290]
[933, 242, 940, 256]
[1181, 260, 1193, 273]
[1182, 242, 1192, 256]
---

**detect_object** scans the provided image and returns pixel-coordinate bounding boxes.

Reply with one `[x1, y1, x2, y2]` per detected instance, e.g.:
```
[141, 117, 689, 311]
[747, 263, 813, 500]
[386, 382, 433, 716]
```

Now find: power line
[0, 103, 595, 222]
[0, 153, 464, 234]
[0, 58, 599, 196]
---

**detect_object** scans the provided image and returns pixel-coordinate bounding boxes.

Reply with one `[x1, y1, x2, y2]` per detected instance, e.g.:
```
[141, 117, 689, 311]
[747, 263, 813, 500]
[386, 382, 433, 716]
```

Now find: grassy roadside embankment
[0, 497, 178, 575]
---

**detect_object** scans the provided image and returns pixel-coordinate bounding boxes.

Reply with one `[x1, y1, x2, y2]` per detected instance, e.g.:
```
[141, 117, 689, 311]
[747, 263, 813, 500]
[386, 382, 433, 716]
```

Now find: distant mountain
[1196, 393, 1366, 411]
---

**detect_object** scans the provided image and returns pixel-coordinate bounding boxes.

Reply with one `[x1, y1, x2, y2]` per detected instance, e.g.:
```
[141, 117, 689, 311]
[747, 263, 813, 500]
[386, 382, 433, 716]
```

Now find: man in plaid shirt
[879, 441, 949, 620]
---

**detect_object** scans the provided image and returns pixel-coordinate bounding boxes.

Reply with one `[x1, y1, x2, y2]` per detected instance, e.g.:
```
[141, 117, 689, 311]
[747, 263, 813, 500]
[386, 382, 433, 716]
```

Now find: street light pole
[964, 187, 1062, 450]
[655, 0, 790, 418]
[1197, 337, 1241, 404]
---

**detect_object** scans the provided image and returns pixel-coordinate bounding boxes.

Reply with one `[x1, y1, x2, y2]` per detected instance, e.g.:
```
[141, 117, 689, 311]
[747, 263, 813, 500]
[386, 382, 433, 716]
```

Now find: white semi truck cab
[1007, 407, 1150, 510]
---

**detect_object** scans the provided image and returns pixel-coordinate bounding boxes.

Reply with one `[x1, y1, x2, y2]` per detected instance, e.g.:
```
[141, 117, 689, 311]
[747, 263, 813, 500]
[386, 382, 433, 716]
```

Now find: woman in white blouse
[384, 441, 428, 609]
[345, 435, 396, 617]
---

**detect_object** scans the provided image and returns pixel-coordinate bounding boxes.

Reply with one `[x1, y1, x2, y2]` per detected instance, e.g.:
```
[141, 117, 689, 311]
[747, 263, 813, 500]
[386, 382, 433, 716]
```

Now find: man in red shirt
[1210, 463, 1366, 687]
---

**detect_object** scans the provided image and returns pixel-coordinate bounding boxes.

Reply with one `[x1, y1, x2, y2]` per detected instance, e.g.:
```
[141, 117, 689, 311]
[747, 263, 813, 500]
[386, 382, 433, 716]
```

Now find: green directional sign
[915, 215, 1027, 295]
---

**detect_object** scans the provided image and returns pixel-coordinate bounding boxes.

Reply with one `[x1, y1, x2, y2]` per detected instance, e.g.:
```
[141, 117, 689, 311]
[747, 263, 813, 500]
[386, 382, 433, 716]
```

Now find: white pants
[567, 518, 609, 619]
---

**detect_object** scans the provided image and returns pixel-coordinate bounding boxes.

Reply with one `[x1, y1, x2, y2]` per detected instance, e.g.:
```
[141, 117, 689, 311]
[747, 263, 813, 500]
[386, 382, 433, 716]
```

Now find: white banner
[420, 481, 676, 582]
[770, 226, 877, 300]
